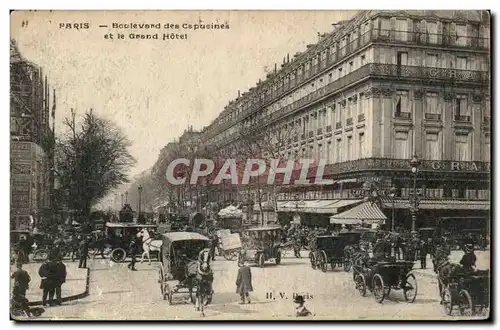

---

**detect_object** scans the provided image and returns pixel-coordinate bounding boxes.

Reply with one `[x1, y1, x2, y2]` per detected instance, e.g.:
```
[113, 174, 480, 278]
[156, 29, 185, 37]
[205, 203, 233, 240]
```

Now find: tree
[55, 109, 136, 223]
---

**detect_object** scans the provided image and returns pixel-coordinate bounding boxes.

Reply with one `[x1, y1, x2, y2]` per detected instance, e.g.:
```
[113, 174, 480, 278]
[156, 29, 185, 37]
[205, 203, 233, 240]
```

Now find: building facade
[201, 10, 490, 229]
[10, 40, 55, 230]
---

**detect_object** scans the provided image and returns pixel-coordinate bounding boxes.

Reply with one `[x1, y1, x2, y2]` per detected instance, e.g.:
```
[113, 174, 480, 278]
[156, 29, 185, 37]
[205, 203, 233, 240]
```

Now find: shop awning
[330, 202, 387, 225]
[382, 199, 490, 211]
[277, 199, 363, 214]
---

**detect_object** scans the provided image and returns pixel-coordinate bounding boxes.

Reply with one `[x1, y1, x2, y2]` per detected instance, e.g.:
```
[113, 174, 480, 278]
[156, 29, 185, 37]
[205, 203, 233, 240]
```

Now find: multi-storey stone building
[10, 40, 55, 230]
[201, 10, 491, 230]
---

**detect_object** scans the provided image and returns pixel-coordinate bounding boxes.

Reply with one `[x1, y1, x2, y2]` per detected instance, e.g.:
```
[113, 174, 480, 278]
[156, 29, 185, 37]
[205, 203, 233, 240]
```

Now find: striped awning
[382, 199, 490, 210]
[277, 199, 363, 214]
[330, 202, 387, 225]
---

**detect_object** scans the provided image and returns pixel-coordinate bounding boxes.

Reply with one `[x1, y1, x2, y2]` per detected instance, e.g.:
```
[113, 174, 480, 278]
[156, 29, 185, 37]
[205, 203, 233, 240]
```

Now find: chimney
[274, 63, 277, 73]
[238, 90, 241, 98]
[287, 53, 290, 63]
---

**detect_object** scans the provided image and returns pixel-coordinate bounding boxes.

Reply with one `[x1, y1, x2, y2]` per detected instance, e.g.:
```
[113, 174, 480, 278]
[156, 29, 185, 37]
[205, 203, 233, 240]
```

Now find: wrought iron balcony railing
[454, 115, 471, 122]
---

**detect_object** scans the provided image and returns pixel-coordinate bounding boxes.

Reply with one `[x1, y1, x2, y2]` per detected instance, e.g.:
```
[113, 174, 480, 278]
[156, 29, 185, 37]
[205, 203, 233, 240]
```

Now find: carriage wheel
[309, 252, 316, 270]
[442, 287, 453, 315]
[110, 248, 126, 263]
[33, 249, 48, 262]
[372, 274, 386, 303]
[320, 251, 328, 273]
[158, 268, 166, 299]
[258, 253, 265, 268]
[355, 274, 367, 297]
[403, 273, 418, 303]
[275, 251, 281, 265]
[458, 290, 473, 316]
[343, 251, 352, 272]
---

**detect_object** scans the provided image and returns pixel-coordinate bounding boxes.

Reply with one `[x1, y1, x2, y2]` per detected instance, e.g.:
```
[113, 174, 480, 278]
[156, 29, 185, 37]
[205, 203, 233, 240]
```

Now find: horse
[136, 228, 163, 265]
[433, 247, 464, 304]
[194, 248, 214, 316]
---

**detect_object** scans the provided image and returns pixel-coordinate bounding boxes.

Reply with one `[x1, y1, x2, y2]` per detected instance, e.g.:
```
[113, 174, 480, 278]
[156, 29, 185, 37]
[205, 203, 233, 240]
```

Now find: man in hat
[460, 244, 477, 273]
[52, 257, 67, 305]
[38, 258, 55, 306]
[78, 236, 89, 269]
[235, 261, 253, 304]
[294, 295, 312, 317]
[127, 234, 140, 271]
[419, 237, 429, 269]
[11, 261, 30, 301]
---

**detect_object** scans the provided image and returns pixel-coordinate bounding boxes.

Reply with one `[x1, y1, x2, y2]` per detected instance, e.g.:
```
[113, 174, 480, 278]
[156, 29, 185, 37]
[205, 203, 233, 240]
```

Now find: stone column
[472, 93, 483, 161]
[443, 91, 455, 160]
[413, 89, 424, 158]
[381, 87, 394, 157]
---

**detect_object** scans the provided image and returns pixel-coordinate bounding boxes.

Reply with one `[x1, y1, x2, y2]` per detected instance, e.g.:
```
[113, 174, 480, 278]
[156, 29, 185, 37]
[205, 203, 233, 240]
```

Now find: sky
[11, 10, 357, 180]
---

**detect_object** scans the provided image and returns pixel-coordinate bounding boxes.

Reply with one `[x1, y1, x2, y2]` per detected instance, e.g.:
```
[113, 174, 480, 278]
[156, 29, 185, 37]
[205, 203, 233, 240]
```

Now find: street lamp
[389, 185, 396, 232]
[409, 155, 421, 232]
[125, 191, 129, 204]
[121, 194, 124, 208]
[138, 185, 143, 223]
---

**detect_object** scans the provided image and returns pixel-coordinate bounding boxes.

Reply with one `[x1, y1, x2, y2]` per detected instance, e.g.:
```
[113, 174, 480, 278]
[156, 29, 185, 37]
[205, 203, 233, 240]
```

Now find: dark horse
[433, 247, 465, 304]
[194, 248, 214, 316]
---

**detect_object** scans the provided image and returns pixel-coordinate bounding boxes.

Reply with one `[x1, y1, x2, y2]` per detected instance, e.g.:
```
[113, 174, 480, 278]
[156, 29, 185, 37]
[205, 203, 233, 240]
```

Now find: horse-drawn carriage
[338, 231, 362, 272]
[158, 232, 214, 309]
[309, 235, 350, 272]
[238, 226, 282, 267]
[353, 257, 418, 304]
[441, 270, 490, 316]
[105, 222, 158, 263]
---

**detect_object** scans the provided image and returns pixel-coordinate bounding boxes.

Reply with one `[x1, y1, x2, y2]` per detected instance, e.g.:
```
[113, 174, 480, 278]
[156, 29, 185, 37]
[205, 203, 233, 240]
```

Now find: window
[380, 18, 391, 37]
[394, 131, 411, 159]
[360, 55, 366, 66]
[395, 18, 408, 41]
[338, 66, 343, 78]
[348, 61, 354, 73]
[426, 21, 438, 44]
[456, 24, 467, 46]
[361, 22, 370, 43]
[347, 99, 352, 118]
[425, 132, 442, 160]
[426, 92, 441, 117]
[395, 90, 409, 116]
[426, 53, 439, 67]
[455, 94, 470, 119]
[483, 134, 490, 162]
[397, 52, 408, 66]
[456, 56, 469, 70]
[455, 133, 471, 161]
[341, 37, 347, 56]
[359, 133, 365, 158]
[336, 139, 342, 162]
[347, 136, 353, 161]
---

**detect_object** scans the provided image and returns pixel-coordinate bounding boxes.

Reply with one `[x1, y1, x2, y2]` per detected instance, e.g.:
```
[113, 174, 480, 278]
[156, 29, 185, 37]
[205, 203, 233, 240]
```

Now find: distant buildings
[10, 40, 56, 230]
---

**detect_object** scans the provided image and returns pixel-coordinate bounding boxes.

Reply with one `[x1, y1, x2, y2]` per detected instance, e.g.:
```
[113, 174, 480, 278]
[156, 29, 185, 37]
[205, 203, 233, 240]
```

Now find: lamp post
[409, 155, 421, 232]
[389, 185, 396, 232]
[138, 185, 143, 223]
[125, 191, 129, 204]
[121, 194, 124, 208]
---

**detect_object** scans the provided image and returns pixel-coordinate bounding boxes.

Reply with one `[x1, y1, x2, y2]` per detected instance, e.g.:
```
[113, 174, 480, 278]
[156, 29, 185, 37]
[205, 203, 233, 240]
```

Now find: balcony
[335, 122, 342, 130]
[326, 125, 332, 133]
[371, 29, 489, 50]
[207, 62, 489, 140]
[358, 113, 365, 122]
[346, 117, 353, 126]
[454, 115, 471, 122]
[317, 127, 323, 135]
[394, 112, 412, 119]
[424, 113, 442, 121]
[308, 131, 314, 138]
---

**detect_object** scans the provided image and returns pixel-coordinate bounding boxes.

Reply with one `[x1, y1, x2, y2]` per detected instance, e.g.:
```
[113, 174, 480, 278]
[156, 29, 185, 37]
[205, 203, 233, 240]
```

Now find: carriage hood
[161, 232, 210, 245]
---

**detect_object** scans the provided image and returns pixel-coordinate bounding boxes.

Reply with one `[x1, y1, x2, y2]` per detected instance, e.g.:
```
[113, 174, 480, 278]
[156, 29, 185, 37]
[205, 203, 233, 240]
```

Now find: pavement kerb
[27, 267, 90, 307]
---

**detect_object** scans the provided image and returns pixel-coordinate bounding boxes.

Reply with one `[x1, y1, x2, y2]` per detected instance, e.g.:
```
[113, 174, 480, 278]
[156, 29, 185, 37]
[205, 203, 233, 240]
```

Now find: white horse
[136, 228, 163, 265]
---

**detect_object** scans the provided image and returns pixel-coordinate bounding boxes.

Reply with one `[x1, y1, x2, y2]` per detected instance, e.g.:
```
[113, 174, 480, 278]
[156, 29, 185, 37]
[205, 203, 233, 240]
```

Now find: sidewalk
[10, 261, 89, 306]
[412, 250, 490, 279]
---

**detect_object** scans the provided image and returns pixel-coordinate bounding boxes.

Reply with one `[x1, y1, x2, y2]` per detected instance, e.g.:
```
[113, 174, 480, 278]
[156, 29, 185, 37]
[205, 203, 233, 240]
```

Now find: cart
[353, 260, 418, 304]
[309, 235, 348, 272]
[238, 226, 282, 267]
[338, 231, 362, 272]
[158, 232, 212, 305]
[105, 222, 157, 263]
[442, 270, 490, 316]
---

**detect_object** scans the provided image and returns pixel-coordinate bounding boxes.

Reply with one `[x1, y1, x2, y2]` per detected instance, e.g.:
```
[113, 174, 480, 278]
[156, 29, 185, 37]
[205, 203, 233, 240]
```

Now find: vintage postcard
[10, 10, 491, 321]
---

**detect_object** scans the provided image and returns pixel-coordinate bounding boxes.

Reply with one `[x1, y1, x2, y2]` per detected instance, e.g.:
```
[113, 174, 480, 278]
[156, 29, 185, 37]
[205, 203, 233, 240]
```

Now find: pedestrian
[460, 244, 477, 273]
[394, 234, 402, 260]
[235, 261, 253, 304]
[419, 238, 428, 269]
[78, 237, 89, 269]
[38, 258, 55, 306]
[127, 235, 139, 271]
[11, 261, 30, 301]
[294, 295, 312, 317]
[53, 257, 67, 305]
